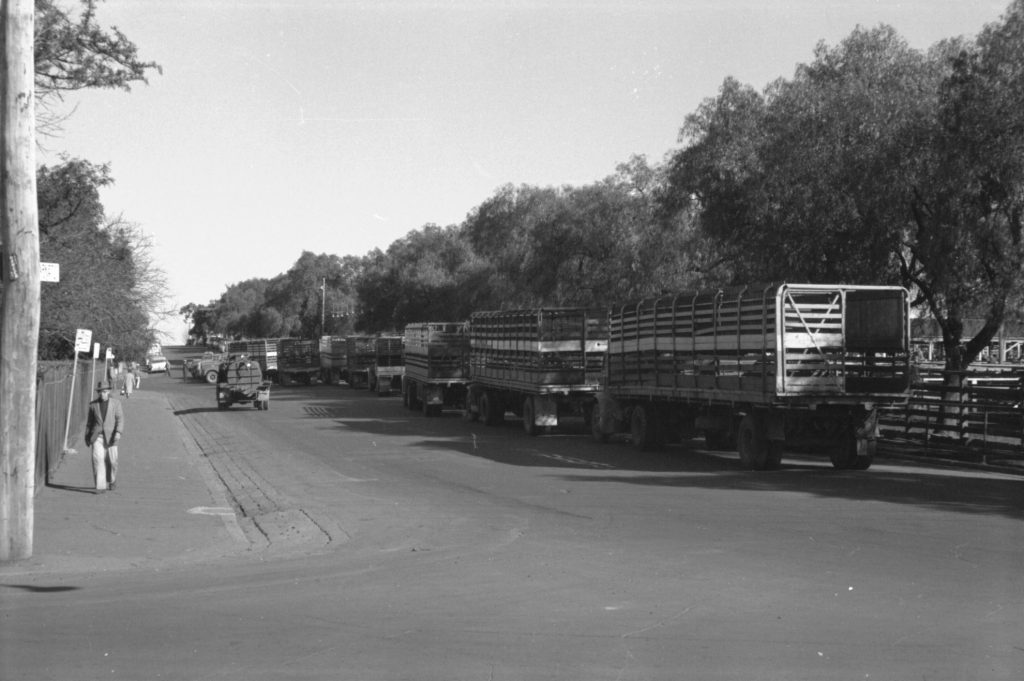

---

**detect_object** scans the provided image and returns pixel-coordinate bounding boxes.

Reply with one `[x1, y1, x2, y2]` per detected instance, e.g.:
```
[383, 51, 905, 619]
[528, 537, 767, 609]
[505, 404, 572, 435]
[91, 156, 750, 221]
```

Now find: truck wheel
[522, 397, 539, 436]
[205, 370, 218, 384]
[591, 402, 609, 443]
[262, 398, 269, 411]
[422, 395, 433, 417]
[630, 406, 662, 451]
[217, 401, 228, 410]
[737, 414, 769, 470]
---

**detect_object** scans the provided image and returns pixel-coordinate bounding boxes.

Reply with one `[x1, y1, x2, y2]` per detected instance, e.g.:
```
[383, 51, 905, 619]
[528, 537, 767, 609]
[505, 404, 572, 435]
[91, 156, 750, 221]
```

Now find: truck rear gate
[467, 308, 607, 434]
[277, 339, 320, 385]
[345, 336, 376, 388]
[598, 284, 910, 469]
[403, 322, 471, 416]
[372, 335, 404, 394]
[318, 336, 348, 384]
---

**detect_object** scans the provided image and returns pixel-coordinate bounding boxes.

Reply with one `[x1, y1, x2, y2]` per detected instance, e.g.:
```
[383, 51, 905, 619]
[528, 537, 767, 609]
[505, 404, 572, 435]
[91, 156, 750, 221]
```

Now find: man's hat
[96, 381, 112, 391]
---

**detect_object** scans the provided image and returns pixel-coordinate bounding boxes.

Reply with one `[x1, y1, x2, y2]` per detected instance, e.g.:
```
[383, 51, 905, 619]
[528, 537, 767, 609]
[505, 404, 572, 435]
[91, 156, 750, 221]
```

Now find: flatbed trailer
[277, 338, 320, 385]
[591, 283, 911, 470]
[402, 322, 469, 416]
[318, 336, 348, 384]
[465, 308, 607, 435]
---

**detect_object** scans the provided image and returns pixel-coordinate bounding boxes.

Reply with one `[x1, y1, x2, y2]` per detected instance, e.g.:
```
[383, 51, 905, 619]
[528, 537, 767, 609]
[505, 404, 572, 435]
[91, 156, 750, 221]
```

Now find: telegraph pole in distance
[1, 0, 40, 562]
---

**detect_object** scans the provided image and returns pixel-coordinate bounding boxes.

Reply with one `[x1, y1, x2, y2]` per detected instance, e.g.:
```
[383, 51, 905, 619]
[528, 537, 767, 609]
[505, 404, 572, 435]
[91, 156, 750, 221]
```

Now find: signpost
[62, 329, 92, 455]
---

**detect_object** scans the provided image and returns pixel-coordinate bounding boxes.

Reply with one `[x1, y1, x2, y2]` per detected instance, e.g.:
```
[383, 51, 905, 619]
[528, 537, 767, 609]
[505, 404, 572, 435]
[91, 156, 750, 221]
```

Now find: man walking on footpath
[85, 381, 125, 492]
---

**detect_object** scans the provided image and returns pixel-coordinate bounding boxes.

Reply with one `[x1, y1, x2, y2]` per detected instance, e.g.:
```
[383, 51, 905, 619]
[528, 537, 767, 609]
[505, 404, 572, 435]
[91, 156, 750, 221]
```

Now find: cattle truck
[277, 338, 320, 385]
[401, 322, 470, 416]
[319, 336, 348, 384]
[591, 283, 911, 470]
[370, 335, 404, 395]
[345, 336, 376, 388]
[464, 308, 607, 435]
[227, 339, 279, 381]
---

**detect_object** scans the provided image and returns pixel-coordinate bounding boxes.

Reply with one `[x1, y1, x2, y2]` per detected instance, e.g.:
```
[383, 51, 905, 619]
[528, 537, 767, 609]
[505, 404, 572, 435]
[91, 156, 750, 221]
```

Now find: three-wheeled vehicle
[216, 356, 271, 410]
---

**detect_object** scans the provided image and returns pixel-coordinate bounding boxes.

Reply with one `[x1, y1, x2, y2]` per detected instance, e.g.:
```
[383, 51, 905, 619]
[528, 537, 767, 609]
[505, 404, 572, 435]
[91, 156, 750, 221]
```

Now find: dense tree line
[187, 1, 1024, 375]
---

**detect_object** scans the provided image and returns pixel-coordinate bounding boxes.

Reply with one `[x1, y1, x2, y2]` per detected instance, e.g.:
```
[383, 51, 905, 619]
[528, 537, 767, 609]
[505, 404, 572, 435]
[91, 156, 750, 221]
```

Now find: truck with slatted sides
[319, 336, 348, 384]
[227, 339, 278, 381]
[345, 336, 376, 388]
[370, 335, 404, 395]
[465, 308, 607, 435]
[277, 338, 320, 385]
[591, 283, 912, 470]
[401, 322, 469, 416]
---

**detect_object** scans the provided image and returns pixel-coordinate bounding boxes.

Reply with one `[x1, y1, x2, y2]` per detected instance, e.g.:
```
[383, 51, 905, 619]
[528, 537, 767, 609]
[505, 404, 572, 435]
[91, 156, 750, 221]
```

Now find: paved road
[3, 361, 1022, 680]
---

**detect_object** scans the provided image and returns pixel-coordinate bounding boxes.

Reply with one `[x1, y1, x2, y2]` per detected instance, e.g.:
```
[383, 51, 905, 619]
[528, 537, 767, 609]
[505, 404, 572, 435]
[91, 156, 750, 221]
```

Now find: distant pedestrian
[132, 361, 142, 389]
[122, 365, 134, 399]
[85, 381, 125, 492]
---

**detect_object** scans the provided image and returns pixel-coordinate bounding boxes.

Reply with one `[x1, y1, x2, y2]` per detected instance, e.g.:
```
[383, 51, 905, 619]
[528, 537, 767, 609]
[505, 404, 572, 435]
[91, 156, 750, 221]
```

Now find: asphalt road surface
[4, 354, 1023, 680]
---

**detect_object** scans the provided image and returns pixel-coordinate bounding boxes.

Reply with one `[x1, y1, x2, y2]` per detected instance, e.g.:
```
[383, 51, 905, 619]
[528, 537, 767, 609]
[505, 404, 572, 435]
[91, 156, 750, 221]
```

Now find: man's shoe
[109, 481, 116, 490]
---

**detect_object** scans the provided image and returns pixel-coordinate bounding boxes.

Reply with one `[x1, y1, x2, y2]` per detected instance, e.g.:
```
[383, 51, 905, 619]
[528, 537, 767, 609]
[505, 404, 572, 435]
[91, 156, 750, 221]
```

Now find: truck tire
[630, 405, 662, 451]
[522, 396, 539, 436]
[737, 414, 769, 470]
[205, 370, 218, 384]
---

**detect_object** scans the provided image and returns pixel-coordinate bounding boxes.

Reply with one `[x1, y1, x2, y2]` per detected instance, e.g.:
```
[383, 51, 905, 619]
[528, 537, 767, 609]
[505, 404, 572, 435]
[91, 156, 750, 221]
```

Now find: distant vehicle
[145, 355, 168, 373]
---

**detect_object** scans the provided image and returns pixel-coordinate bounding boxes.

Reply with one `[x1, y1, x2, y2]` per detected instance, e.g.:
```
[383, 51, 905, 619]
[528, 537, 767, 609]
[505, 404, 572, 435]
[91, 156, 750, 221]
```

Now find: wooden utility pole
[1, 0, 39, 562]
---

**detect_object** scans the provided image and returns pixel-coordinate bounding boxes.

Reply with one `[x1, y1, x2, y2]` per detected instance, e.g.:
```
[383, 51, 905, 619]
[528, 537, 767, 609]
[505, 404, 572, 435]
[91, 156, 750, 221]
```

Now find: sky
[42, 0, 1010, 342]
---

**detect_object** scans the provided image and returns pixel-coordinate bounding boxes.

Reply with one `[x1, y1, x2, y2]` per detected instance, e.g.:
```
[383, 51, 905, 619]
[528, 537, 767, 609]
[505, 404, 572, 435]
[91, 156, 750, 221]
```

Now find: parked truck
[186, 352, 226, 383]
[345, 336, 376, 388]
[402, 322, 469, 416]
[277, 338, 320, 385]
[464, 308, 607, 435]
[319, 336, 348, 384]
[227, 339, 278, 381]
[591, 283, 911, 470]
[370, 335, 404, 395]
[216, 356, 271, 410]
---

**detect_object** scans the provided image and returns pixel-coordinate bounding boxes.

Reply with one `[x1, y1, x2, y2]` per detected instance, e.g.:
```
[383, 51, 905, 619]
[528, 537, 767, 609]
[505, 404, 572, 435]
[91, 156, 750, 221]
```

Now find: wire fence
[35, 359, 98, 488]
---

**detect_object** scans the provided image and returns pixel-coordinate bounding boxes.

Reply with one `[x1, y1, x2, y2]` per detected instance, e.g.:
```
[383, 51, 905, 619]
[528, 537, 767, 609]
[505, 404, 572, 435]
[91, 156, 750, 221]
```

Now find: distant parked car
[145, 354, 168, 373]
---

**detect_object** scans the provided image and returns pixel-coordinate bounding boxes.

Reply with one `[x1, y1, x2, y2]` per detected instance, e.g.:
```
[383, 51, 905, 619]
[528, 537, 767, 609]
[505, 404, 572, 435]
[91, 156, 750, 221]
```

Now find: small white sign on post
[93, 342, 100, 359]
[105, 348, 114, 360]
[40, 262, 60, 282]
[74, 329, 92, 353]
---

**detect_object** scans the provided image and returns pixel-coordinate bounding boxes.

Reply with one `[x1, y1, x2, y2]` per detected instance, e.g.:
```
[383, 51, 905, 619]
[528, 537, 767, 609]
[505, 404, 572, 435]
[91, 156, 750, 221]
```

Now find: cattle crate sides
[592, 283, 912, 470]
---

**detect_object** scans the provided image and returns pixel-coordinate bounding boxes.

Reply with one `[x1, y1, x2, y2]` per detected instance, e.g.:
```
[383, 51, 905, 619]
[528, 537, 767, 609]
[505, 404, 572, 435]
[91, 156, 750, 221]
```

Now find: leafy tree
[355, 225, 488, 331]
[662, 8, 1024, 372]
[35, 159, 160, 360]
[900, 0, 1024, 371]
[34, 0, 161, 135]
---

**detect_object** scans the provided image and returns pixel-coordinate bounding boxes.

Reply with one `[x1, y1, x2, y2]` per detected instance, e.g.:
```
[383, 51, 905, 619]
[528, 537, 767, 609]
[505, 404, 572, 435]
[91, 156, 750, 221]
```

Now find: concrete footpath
[0, 388, 248, 577]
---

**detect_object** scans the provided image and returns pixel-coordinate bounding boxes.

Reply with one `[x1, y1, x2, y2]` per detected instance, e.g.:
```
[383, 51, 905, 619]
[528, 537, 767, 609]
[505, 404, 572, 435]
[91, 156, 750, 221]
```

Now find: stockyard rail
[879, 365, 1024, 466]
